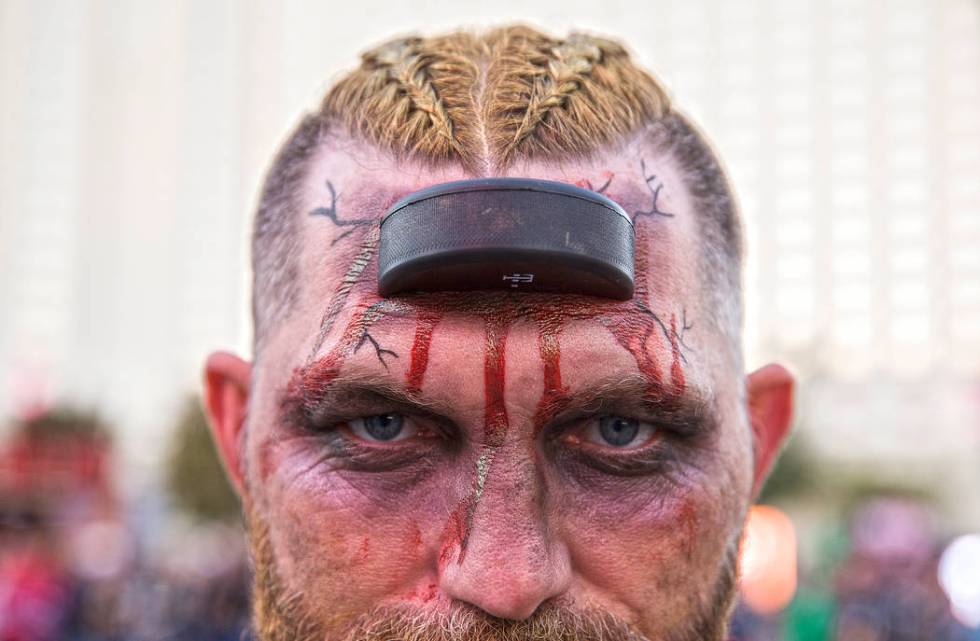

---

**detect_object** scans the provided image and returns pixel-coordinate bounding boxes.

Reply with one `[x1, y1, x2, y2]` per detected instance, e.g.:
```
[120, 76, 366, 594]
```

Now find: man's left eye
[347, 414, 416, 442]
[584, 416, 658, 449]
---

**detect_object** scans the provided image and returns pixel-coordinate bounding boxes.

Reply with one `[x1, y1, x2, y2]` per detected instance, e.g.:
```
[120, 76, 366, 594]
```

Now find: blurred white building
[0, 0, 977, 521]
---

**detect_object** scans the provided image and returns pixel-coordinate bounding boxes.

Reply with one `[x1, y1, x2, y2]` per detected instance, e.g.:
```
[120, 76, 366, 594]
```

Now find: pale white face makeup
[204, 131, 794, 641]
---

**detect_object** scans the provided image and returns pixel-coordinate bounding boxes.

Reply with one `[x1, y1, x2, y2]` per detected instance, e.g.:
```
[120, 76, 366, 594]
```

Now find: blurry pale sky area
[0, 0, 978, 523]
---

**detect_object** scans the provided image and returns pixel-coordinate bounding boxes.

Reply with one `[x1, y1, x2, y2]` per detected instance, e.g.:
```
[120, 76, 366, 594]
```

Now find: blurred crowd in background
[1, 402, 978, 641]
[2, 1, 978, 640]
[0, 406, 249, 641]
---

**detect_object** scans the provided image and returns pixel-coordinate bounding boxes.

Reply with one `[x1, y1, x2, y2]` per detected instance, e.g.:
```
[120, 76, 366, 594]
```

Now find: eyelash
[549, 420, 675, 477]
[308, 423, 439, 472]
[291, 405, 694, 478]
[290, 408, 460, 472]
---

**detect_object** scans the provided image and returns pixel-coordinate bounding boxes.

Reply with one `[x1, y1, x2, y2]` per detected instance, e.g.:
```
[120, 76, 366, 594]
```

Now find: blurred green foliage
[19, 408, 110, 441]
[759, 432, 817, 504]
[165, 398, 239, 522]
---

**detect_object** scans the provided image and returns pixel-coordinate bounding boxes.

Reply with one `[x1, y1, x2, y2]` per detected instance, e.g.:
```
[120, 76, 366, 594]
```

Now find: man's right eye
[589, 415, 658, 448]
[345, 413, 416, 443]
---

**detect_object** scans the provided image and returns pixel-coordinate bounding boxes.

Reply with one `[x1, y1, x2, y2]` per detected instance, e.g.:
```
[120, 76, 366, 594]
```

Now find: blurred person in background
[203, 25, 795, 640]
[0, 411, 112, 641]
[0, 408, 252, 641]
[831, 497, 971, 641]
[0, 511, 69, 641]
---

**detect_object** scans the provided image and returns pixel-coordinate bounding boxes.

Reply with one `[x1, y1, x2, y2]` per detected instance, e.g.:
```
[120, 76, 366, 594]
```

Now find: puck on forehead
[377, 178, 635, 300]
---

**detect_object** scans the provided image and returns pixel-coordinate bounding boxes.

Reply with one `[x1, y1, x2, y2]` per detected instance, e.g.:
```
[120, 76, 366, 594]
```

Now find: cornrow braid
[323, 36, 463, 161]
[483, 28, 670, 167]
[253, 25, 748, 355]
[482, 26, 559, 167]
[506, 33, 605, 157]
[412, 33, 489, 172]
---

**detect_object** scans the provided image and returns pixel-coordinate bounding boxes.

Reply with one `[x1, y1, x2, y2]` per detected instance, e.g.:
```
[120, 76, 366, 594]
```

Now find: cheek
[251, 438, 462, 613]
[553, 452, 744, 623]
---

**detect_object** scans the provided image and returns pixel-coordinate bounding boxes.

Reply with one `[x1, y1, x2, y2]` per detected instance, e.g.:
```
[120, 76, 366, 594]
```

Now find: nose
[438, 452, 572, 620]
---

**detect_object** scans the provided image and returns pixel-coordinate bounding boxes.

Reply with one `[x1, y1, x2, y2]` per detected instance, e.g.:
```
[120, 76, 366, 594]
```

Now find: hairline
[250, 113, 744, 372]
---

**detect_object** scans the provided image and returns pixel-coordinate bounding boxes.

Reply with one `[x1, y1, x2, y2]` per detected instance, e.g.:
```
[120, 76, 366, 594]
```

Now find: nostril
[441, 567, 548, 620]
[435, 446, 573, 622]
[438, 545, 573, 621]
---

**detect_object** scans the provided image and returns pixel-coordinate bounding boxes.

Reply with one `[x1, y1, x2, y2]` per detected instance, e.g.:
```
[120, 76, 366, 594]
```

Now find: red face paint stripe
[538, 317, 563, 395]
[532, 313, 567, 435]
[405, 310, 442, 394]
[483, 313, 511, 448]
[283, 301, 396, 417]
[438, 500, 469, 569]
[292, 309, 371, 389]
[605, 317, 665, 395]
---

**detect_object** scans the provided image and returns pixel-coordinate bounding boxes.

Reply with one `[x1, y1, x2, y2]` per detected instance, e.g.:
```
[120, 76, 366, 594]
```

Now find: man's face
[206, 135, 792, 640]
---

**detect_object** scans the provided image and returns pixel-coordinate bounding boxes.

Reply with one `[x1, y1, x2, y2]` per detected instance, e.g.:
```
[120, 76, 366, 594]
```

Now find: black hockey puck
[377, 178, 635, 300]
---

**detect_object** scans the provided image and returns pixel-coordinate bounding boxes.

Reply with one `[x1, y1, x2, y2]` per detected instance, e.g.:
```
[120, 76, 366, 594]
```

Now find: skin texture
[204, 132, 795, 641]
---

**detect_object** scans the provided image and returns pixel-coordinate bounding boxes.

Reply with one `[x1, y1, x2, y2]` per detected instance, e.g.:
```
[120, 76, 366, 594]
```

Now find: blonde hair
[321, 26, 670, 173]
[252, 25, 742, 358]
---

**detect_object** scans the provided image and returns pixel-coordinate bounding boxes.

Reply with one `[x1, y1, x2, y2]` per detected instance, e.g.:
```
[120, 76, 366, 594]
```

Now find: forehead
[261, 136, 710, 387]
[301, 137, 695, 229]
[301, 139, 699, 293]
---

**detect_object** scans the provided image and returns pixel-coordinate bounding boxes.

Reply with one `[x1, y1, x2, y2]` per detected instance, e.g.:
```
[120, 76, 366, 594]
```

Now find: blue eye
[348, 414, 414, 442]
[586, 416, 656, 448]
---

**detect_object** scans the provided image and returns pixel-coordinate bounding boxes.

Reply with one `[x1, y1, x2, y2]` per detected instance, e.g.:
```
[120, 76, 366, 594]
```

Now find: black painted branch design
[309, 180, 374, 245]
[595, 173, 613, 194]
[676, 308, 693, 352]
[633, 159, 674, 222]
[633, 301, 693, 364]
[355, 331, 398, 370]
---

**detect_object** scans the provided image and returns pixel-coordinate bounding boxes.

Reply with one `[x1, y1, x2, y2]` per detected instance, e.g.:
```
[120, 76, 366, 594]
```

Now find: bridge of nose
[436, 443, 572, 621]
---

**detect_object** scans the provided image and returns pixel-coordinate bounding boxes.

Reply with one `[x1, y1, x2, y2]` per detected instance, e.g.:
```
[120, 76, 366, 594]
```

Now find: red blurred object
[739, 505, 798, 615]
[0, 545, 70, 641]
[0, 409, 113, 504]
[0, 435, 109, 497]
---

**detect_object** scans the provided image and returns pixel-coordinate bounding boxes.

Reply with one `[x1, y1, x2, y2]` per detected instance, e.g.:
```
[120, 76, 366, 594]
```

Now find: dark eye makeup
[287, 407, 704, 481]
[300, 418, 443, 473]
[278, 376, 715, 478]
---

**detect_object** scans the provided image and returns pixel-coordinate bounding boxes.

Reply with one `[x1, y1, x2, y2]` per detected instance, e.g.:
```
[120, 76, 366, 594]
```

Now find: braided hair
[320, 26, 670, 173]
[252, 25, 740, 359]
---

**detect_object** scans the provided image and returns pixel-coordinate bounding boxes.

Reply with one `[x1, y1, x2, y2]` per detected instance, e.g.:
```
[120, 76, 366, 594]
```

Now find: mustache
[335, 600, 646, 641]
[247, 501, 737, 641]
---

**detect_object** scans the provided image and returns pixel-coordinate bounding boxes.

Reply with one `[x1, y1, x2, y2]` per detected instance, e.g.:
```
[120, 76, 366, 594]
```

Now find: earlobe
[203, 351, 252, 497]
[746, 363, 795, 499]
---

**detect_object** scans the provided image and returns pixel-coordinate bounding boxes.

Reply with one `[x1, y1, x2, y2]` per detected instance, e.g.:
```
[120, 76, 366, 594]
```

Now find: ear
[746, 363, 795, 499]
[203, 351, 252, 497]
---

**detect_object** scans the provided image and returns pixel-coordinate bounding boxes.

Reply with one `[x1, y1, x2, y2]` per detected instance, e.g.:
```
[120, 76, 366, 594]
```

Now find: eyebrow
[534, 373, 717, 437]
[280, 362, 716, 438]
[279, 367, 460, 429]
